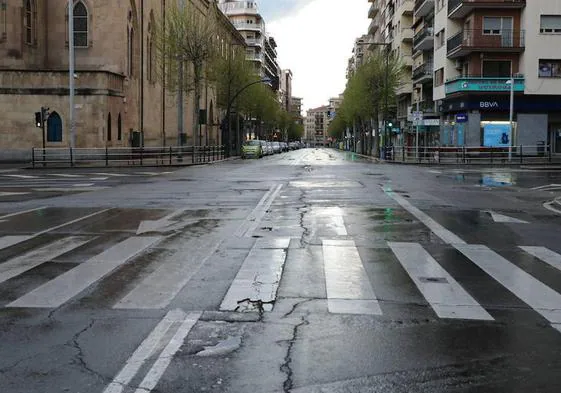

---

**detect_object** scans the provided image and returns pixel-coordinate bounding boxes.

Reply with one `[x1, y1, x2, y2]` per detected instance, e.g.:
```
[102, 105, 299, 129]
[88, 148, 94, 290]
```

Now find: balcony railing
[445, 75, 525, 94]
[413, 26, 434, 50]
[447, 29, 525, 58]
[448, 0, 526, 19]
[414, 0, 435, 18]
[412, 62, 433, 81]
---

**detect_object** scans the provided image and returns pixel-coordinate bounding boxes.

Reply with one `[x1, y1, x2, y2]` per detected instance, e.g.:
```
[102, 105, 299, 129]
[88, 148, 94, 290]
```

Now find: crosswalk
[0, 171, 173, 181]
[1, 206, 561, 336]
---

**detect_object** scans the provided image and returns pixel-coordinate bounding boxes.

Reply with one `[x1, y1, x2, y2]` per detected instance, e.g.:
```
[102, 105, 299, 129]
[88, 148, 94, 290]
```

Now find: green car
[241, 140, 263, 159]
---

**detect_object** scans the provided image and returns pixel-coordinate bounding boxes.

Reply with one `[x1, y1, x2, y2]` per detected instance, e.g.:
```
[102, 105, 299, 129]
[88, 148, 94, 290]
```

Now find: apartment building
[218, 0, 281, 89]
[0, 0, 244, 157]
[434, 0, 561, 151]
[368, 0, 414, 140]
[290, 97, 304, 125]
[347, 35, 371, 79]
[306, 106, 329, 146]
[280, 69, 293, 112]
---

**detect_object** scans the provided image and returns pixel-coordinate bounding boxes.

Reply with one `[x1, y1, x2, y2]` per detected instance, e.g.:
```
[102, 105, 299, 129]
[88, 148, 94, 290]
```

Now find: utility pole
[68, 0, 75, 153]
[508, 75, 514, 162]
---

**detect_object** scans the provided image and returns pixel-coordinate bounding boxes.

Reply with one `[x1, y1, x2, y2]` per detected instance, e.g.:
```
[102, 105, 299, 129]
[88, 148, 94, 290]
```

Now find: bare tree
[154, 1, 218, 146]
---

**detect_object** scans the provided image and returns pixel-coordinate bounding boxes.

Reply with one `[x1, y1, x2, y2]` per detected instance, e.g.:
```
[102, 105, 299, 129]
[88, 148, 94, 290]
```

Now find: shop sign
[456, 113, 468, 123]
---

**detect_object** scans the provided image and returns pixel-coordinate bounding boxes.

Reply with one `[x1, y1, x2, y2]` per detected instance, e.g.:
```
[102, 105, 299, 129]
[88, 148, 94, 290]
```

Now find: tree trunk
[193, 61, 202, 148]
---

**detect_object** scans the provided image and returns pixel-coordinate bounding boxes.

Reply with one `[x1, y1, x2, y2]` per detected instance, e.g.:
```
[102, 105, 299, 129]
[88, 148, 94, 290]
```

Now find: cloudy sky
[259, 0, 370, 112]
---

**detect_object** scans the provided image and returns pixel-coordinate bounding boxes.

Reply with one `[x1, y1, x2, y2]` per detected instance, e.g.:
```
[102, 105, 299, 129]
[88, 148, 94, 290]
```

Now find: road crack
[66, 319, 109, 383]
[280, 315, 309, 393]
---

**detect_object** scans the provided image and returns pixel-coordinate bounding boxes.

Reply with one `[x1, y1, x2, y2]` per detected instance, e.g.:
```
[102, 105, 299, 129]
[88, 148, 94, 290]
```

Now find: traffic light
[41, 107, 50, 122]
[35, 112, 42, 128]
[387, 121, 393, 128]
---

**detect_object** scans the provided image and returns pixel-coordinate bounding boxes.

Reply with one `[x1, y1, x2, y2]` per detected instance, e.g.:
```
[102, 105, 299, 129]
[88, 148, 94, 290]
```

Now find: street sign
[412, 111, 423, 126]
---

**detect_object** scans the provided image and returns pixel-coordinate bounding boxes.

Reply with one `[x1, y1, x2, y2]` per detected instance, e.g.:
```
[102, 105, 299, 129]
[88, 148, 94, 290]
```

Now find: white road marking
[520, 246, 561, 273]
[135, 172, 163, 176]
[33, 209, 111, 237]
[102, 309, 186, 393]
[531, 184, 561, 191]
[0, 236, 93, 284]
[312, 206, 347, 236]
[115, 239, 221, 310]
[544, 197, 561, 215]
[235, 184, 283, 237]
[388, 242, 494, 320]
[31, 187, 108, 192]
[383, 187, 466, 245]
[89, 177, 109, 181]
[72, 183, 95, 187]
[322, 239, 382, 315]
[0, 236, 33, 251]
[2, 174, 40, 179]
[429, 170, 442, 174]
[0, 192, 29, 197]
[47, 173, 84, 178]
[456, 244, 561, 325]
[220, 238, 289, 311]
[7, 236, 162, 308]
[554, 324, 561, 334]
[134, 312, 201, 393]
[487, 211, 529, 224]
[92, 172, 129, 177]
[0, 206, 46, 220]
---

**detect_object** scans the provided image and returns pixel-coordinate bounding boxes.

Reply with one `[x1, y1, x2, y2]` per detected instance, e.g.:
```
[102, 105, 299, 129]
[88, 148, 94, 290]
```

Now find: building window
[483, 60, 511, 77]
[24, 0, 36, 45]
[539, 59, 561, 78]
[47, 112, 63, 142]
[73, 1, 88, 47]
[434, 68, 444, 86]
[483, 17, 512, 35]
[117, 113, 122, 141]
[107, 113, 112, 141]
[128, 27, 134, 77]
[435, 29, 445, 50]
[540, 15, 561, 34]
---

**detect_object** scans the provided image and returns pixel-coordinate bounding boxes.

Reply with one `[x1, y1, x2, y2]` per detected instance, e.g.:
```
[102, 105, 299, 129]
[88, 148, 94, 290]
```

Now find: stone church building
[0, 0, 244, 159]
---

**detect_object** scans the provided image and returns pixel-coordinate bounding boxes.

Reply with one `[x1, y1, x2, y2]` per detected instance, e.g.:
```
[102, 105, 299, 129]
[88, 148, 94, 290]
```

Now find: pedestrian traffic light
[41, 107, 50, 121]
[388, 121, 393, 128]
[35, 112, 42, 128]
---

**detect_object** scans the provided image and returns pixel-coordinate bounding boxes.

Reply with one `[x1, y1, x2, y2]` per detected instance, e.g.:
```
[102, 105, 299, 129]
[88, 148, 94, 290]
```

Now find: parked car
[241, 140, 263, 159]
[263, 141, 274, 156]
[272, 141, 282, 154]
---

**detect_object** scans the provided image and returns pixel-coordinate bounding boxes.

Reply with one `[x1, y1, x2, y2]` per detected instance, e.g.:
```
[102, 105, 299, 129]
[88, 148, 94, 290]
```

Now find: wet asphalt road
[1, 149, 561, 392]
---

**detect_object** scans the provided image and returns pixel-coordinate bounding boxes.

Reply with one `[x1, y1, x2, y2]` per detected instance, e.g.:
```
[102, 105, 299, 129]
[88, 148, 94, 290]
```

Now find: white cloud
[268, 0, 370, 112]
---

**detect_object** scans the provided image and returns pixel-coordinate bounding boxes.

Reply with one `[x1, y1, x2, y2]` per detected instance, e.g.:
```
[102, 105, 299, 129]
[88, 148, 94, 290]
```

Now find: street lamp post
[68, 1, 75, 154]
[223, 77, 271, 157]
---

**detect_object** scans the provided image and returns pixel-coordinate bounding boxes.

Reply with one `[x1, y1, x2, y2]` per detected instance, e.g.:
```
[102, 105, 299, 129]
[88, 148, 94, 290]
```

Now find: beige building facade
[0, 0, 245, 159]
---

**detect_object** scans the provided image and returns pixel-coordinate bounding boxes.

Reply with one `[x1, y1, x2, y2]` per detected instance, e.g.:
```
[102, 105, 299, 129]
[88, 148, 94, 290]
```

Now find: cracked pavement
[1, 149, 561, 392]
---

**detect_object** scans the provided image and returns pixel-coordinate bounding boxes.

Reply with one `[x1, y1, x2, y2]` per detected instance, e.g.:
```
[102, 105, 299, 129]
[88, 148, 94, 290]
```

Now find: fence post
[32, 148, 35, 168]
[463, 146, 467, 164]
[437, 147, 441, 164]
[169, 146, 172, 165]
[520, 145, 523, 164]
[192, 146, 195, 164]
[549, 144, 553, 163]
[70, 147, 74, 167]
[140, 147, 143, 166]
[105, 147, 109, 167]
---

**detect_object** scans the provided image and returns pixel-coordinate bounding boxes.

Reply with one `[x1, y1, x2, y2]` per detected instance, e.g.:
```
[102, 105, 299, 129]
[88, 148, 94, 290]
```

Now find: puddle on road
[450, 172, 516, 187]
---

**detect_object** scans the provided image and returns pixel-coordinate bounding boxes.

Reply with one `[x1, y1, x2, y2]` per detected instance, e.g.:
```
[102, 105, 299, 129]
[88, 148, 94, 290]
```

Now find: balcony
[369, 0, 380, 18]
[445, 75, 525, 95]
[231, 21, 264, 31]
[448, 0, 526, 19]
[246, 38, 263, 47]
[414, 0, 434, 18]
[447, 29, 525, 58]
[401, 28, 413, 42]
[368, 18, 380, 35]
[397, 0, 414, 16]
[413, 26, 434, 51]
[412, 62, 433, 83]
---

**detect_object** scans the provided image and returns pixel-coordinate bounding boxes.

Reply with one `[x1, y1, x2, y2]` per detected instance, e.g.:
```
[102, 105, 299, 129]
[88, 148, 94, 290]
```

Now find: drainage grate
[419, 277, 448, 284]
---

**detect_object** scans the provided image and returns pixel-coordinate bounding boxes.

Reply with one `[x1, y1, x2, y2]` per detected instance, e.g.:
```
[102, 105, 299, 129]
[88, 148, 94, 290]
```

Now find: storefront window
[539, 59, 561, 78]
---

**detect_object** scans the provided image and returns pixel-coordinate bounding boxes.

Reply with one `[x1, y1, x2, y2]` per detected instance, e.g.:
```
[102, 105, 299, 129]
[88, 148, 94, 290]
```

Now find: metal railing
[447, 29, 525, 56]
[31, 145, 226, 168]
[385, 145, 554, 165]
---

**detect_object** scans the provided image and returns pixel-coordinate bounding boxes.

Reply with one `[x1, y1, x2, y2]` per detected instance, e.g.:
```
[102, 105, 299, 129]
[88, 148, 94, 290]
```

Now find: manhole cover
[419, 277, 448, 284]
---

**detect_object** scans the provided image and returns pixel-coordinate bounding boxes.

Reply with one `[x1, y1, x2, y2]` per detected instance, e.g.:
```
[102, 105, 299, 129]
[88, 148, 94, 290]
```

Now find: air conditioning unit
[454, 60, 463, 70]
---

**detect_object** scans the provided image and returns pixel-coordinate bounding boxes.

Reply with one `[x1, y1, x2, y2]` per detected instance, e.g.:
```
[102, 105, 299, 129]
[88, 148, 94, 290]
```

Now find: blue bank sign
[483, 123, 511, 147]
[455, 113, 468, 123]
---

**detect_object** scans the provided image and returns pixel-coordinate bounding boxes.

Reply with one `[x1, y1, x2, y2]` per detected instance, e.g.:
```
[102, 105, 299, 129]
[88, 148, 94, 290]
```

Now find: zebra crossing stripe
[220, 238, 289, 311]
[102, 309, 186, 393]
[520, 246, 561, 272]
[0, 236, 33, 251]
[323, 239, 382, 315]
[0, 236, 93, 284]
[388, 242, 494, 321]
[456, 244, 561, 325]
[6, 236, 162, 308]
